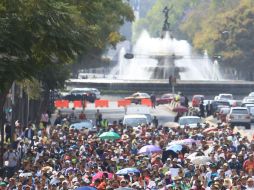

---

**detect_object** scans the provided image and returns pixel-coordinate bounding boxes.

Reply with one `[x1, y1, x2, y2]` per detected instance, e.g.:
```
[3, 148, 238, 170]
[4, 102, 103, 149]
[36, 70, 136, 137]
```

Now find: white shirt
[3, 151, 18, 167]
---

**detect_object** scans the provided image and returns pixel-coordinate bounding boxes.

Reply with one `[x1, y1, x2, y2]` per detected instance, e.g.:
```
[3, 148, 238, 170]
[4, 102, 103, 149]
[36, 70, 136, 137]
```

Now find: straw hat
[223, 178, 232, 187]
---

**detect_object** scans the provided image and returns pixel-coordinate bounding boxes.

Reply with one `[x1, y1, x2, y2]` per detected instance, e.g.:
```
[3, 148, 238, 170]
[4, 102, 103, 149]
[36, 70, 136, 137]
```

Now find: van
[123, 114, 148, 127]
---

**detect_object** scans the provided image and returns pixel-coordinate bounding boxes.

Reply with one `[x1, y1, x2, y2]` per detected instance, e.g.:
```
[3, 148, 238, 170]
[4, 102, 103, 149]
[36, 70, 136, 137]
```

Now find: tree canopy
[0, 0, 134, 94]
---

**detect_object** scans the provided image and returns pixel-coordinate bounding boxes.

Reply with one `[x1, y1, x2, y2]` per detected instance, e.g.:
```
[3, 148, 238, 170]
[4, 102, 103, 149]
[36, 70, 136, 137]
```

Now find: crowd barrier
[117, 99, 131, 107]
[141, 99, 152, 107]
[95, 99, 109, 108]
[54, 99, 152, 109]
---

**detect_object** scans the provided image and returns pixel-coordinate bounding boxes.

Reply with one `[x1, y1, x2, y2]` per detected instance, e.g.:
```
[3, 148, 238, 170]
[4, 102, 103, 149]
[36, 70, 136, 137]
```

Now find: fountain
[110, 6, 222, 81]
[111, 30, 222, 81]
[67, 6, 254, 96]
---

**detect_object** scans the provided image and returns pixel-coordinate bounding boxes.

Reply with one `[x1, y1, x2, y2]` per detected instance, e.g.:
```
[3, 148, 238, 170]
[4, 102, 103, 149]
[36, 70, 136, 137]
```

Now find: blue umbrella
[76, 186, 97, 190]
[116, 168, 140, 175]
[166, 144, 183, 152]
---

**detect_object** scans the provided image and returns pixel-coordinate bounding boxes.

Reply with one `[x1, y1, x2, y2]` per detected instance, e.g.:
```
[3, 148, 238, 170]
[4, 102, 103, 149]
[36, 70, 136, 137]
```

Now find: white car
[178, 116, 204, 128]
[69, 120, 97, 132]
[90, 88, 101, 99]
[217, 93, 236, 106]
[244, 104, 254, 122]
[125, 92, 151, 104]
[218, 93, 233, 100]
[227, 107, 251, 129]
[248, 92, 254, 97]
[123, 114, 149, 127]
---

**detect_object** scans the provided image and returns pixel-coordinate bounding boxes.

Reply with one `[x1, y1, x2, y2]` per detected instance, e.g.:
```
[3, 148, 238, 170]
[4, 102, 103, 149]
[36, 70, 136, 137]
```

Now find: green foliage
[75, 0, 134, 49]
[18, 79, 42, 100]
[134, 0, 254, 78]
[0, 0, 88, 94]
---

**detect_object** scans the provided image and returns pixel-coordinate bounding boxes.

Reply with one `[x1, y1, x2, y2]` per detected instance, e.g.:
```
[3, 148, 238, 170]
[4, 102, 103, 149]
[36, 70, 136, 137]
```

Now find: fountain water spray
[111, 30, 222, 80]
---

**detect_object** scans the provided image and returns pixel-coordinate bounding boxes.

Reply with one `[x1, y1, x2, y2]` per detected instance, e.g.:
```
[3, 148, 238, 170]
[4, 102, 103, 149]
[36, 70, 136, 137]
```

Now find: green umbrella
[99, 131, 120, 140]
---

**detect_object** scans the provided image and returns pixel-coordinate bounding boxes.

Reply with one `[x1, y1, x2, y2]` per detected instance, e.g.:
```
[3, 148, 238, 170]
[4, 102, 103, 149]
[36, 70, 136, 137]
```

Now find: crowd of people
[1, 105, 254, 190]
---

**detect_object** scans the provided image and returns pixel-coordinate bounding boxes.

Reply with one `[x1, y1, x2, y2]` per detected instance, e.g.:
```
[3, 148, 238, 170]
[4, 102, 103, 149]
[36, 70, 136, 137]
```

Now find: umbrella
[203, 126, 218, 133]
[76, 187, 97, 190]
[168, 139, 196, 146]
[190, 156, 211, 165]
[92, 171, 113, 181]
[99, 131, 120, 140]
[116, 168, 140, 175]
[162, 150, 178, 163]
[121, 134, 129, 140]
[172, 105, 188, 113]
[166, 144, 183, 153]
[138, 145, 162, 155]
[163, 122, 179, 129]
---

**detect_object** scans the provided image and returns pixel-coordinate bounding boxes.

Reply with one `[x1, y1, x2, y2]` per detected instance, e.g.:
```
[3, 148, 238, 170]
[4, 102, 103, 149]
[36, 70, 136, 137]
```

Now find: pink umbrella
[92, 171, 113, 181]
[168, 139, 196, 146]
[203, 126, 218, 133]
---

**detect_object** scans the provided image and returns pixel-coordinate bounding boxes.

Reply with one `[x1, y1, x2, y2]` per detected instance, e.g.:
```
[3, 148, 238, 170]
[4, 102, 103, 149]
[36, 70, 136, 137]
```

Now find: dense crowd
[1, 108, 254, 190]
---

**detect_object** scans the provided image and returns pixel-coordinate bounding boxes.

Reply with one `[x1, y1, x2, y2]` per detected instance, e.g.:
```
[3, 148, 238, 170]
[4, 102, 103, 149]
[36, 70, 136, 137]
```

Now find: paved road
[206, 116, 254, 141]
[56, 104, 175, 125]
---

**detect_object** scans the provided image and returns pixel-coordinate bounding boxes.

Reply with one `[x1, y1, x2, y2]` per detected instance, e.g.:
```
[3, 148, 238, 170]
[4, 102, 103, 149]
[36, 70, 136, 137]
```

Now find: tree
[70, 0, 134, 74]
[192, 0, 254, 79]
[0, 0, 89, 166]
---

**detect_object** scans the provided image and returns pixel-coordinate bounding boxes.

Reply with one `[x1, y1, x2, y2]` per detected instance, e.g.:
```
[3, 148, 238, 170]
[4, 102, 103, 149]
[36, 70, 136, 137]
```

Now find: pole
[171, 55, 176, 94]
[27, 91, 29, 125]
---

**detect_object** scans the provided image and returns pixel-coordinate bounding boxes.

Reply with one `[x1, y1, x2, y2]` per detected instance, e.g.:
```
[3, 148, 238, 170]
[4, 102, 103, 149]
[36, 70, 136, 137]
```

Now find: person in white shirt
[3, 146, 19, 177]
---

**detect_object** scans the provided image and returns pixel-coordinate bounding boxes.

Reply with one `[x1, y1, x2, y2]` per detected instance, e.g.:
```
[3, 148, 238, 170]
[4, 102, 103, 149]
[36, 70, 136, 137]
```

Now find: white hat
[231, 155, 236, 159]
[72, 177, 78, 183]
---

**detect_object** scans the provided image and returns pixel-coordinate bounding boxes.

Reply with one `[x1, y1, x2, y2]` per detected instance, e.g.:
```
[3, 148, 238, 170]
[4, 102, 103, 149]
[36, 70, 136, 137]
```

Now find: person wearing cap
[164, 171, 172, 185]
[228, 154, 242, 174]
[24, 123, 35, 140]
[222, 178, 232, 189]
[172, 176, 189, 190]
[205, 163, 218, 187]
[171, 158, 182, 169]
[237, 138, 247, 152]
[60, 180, 69, 190]
[3, 145, 19, 178]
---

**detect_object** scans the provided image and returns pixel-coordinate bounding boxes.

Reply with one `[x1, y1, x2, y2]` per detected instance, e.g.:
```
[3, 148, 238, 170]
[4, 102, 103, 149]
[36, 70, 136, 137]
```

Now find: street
[57, 104, 176, 126]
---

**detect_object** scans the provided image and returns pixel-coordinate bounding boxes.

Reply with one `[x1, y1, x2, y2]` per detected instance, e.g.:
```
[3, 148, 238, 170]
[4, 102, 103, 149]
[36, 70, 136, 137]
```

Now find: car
[249, 107, 254, 123]
[244, 104, 254, 122]
[242, 96, 254, 106]
[123, 114, 149, 127]
[69, 120, 97, 132]
[63, 88, 96, 102]
[156, 93, 175, 105]
[125, 105, 153, 124]
[178, 116, 204, 128]
[218, 93, 233, 100]
[226, 107, 251, 129]
[192, 95, 204, 107]
[217, 93, 236, 106]
[90, 88, 101, 99]
[248, 92, 254, 97]
[125, 92, 150, 104]
[211, 100, 231, 115]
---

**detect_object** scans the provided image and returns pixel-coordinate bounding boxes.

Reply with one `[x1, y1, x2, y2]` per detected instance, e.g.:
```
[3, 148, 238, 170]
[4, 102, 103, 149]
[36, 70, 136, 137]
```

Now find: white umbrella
[190, 156, 211, 165]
